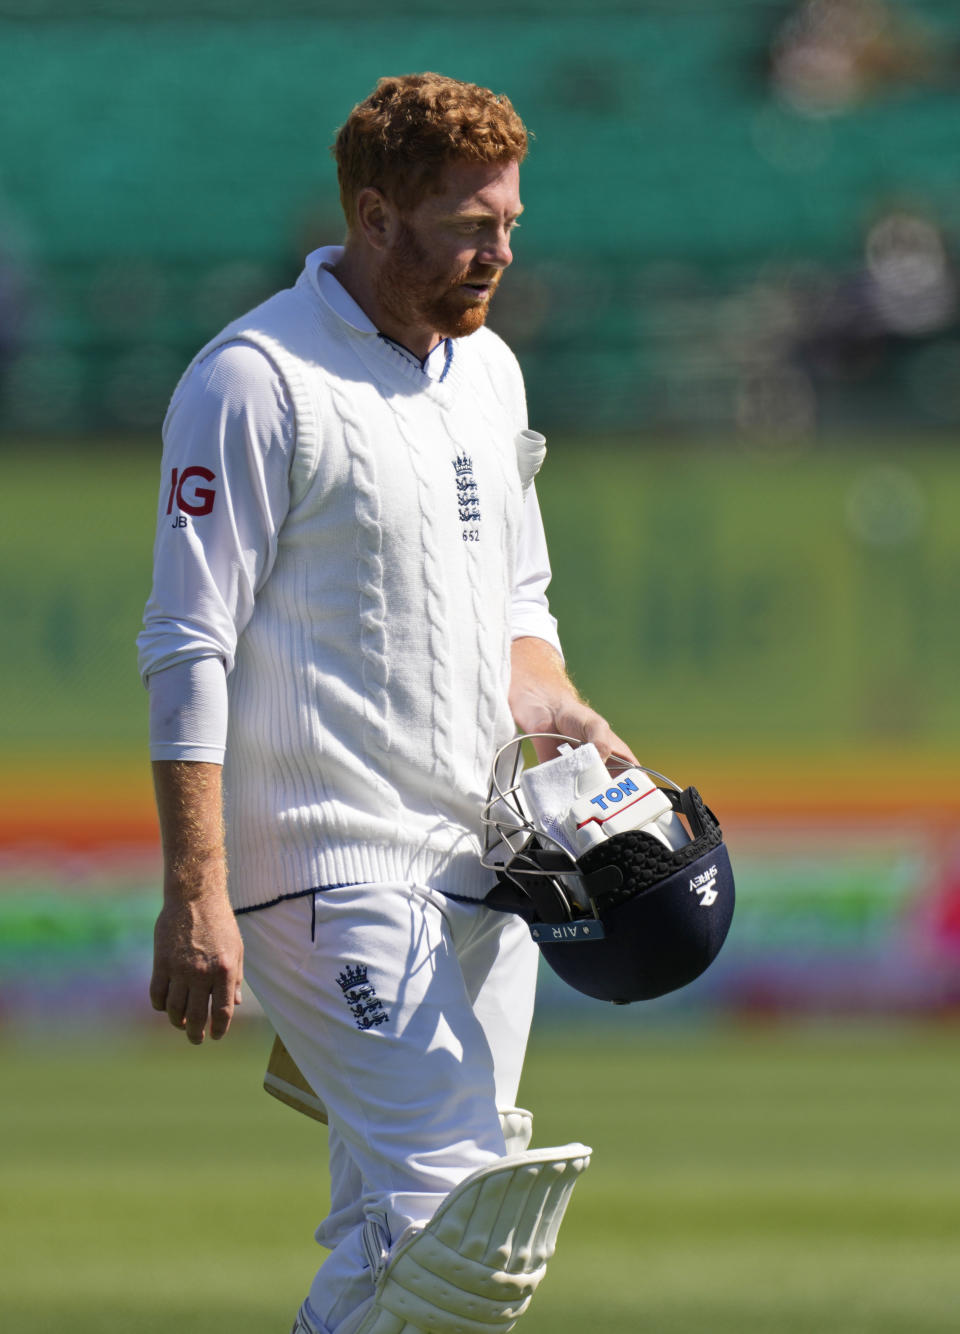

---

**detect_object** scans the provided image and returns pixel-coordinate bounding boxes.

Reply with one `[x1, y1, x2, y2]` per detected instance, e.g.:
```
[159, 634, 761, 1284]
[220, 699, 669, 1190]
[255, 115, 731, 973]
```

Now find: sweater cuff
[510, 611, 563, 661]
[147, 656, 228, 764]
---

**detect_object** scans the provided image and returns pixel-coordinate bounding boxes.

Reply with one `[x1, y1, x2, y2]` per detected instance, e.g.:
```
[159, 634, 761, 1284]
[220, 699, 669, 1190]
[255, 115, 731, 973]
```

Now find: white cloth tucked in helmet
[517, 743, 610, 856]
[518, 743, 689, 856]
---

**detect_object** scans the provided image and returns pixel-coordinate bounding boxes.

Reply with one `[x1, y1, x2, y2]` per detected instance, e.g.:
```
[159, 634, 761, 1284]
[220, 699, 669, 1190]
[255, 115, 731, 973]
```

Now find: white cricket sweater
[139, 250, 555, 909]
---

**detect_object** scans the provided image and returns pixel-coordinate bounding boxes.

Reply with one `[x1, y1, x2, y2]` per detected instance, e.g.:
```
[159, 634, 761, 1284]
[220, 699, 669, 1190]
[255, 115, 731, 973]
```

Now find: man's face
[375, 159, 522, 344]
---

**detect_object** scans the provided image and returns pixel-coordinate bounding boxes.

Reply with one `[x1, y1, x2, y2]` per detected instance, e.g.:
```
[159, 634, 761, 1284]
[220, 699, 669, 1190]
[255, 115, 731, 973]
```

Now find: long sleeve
[137, 340, 295, 682]
[148, 655, 229, 764]
[511, 483, 562, 658]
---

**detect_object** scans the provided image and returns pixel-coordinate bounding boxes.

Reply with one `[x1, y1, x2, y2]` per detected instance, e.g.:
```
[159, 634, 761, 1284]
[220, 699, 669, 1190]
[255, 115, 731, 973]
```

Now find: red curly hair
[332, 73, 529, 226]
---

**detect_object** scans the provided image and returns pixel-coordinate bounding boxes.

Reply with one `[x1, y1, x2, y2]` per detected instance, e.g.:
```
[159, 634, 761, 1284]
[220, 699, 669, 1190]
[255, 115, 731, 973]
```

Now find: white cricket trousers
[238, 880, 539, 1334]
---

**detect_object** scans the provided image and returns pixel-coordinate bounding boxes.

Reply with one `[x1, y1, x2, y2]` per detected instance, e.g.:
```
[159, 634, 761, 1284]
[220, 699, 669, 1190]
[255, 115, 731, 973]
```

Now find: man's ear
[355, 187, 396, 252]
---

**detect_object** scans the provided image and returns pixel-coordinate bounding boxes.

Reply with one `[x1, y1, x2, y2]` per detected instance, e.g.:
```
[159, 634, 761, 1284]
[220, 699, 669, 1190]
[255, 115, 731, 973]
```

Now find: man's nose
[479, 227, 513, 269]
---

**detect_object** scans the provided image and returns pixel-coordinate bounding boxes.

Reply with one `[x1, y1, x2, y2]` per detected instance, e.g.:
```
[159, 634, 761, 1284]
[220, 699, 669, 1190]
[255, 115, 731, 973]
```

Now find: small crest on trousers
[336, 963, 390, 1030]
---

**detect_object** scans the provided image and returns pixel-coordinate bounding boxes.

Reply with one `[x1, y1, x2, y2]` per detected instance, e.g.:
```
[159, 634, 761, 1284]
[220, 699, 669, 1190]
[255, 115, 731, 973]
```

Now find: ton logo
[166, 466, 217, 519]
[588, 776, 640, 812]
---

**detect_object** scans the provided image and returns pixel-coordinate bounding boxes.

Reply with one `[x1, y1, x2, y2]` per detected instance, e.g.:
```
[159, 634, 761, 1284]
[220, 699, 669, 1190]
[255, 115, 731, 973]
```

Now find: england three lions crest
[336, 963, 390, 1031]
[453, 454, 482, 528]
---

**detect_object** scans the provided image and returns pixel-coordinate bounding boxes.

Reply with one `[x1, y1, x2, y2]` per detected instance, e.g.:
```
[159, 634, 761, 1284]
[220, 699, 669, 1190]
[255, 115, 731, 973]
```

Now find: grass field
[2, 1019, 959, 1334]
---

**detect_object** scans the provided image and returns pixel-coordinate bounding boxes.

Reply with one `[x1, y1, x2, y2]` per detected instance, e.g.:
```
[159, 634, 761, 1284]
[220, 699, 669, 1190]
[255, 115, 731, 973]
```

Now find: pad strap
[498, 1108, 533, 1156]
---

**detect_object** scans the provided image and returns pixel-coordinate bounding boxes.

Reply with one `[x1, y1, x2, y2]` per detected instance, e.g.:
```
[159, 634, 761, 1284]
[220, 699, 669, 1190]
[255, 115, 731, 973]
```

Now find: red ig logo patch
[167, 466, 216, 526]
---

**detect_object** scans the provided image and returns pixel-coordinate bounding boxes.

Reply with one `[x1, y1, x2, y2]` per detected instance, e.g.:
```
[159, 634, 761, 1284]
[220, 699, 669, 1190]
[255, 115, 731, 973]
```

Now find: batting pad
[349, 1142, 591, 1334]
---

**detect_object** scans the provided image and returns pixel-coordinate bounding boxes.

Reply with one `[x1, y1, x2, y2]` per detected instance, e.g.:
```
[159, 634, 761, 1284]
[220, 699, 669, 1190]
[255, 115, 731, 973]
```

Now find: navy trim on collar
[377, 332, 454, 380]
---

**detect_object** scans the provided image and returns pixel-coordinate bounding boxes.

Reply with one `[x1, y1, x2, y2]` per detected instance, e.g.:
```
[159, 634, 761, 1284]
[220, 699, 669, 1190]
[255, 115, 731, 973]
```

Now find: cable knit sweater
[138, 250, 554, 909]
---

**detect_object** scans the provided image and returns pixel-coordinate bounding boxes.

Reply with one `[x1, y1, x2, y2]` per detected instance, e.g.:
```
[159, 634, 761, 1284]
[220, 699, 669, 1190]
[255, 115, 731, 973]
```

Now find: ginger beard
[375, 220, 503, 342]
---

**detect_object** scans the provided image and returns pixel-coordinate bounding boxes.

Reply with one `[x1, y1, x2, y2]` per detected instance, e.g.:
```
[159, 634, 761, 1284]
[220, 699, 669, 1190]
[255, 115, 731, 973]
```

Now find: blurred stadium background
[1, 3, 959, 1332]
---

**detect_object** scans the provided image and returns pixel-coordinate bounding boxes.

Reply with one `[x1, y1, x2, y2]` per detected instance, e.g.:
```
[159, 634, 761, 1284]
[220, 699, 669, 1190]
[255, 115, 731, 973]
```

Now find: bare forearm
[509, 637, 577, 755]
[509, 635, 570, 702]
[152, 760, 226, 900]
[149, 760, 243, 1044]
[509, 636, 637, 764]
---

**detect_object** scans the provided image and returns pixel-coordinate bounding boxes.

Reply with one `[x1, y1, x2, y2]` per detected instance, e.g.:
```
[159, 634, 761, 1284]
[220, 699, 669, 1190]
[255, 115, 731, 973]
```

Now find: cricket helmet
[481, 735, 735, 1004]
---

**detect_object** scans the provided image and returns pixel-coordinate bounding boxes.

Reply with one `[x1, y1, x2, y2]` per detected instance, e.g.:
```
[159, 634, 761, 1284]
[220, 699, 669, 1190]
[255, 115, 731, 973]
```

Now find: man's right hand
[149, 759, 242, 1044]
[150, 889, 244, 1044]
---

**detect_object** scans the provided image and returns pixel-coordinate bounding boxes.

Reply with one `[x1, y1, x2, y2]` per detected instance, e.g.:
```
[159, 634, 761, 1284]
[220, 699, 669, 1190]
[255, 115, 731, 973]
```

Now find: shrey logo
[689, 866, 719, 907]
[167, 466, 217, 517]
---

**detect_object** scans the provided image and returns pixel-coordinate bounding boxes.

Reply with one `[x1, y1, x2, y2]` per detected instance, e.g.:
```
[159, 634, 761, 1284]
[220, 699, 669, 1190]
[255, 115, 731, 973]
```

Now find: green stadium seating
[1, 1, 958, 431]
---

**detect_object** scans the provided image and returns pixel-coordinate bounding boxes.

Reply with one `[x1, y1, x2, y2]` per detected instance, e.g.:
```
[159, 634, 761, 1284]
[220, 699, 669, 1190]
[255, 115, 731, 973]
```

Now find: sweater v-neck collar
[301, 246, 466, 403]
